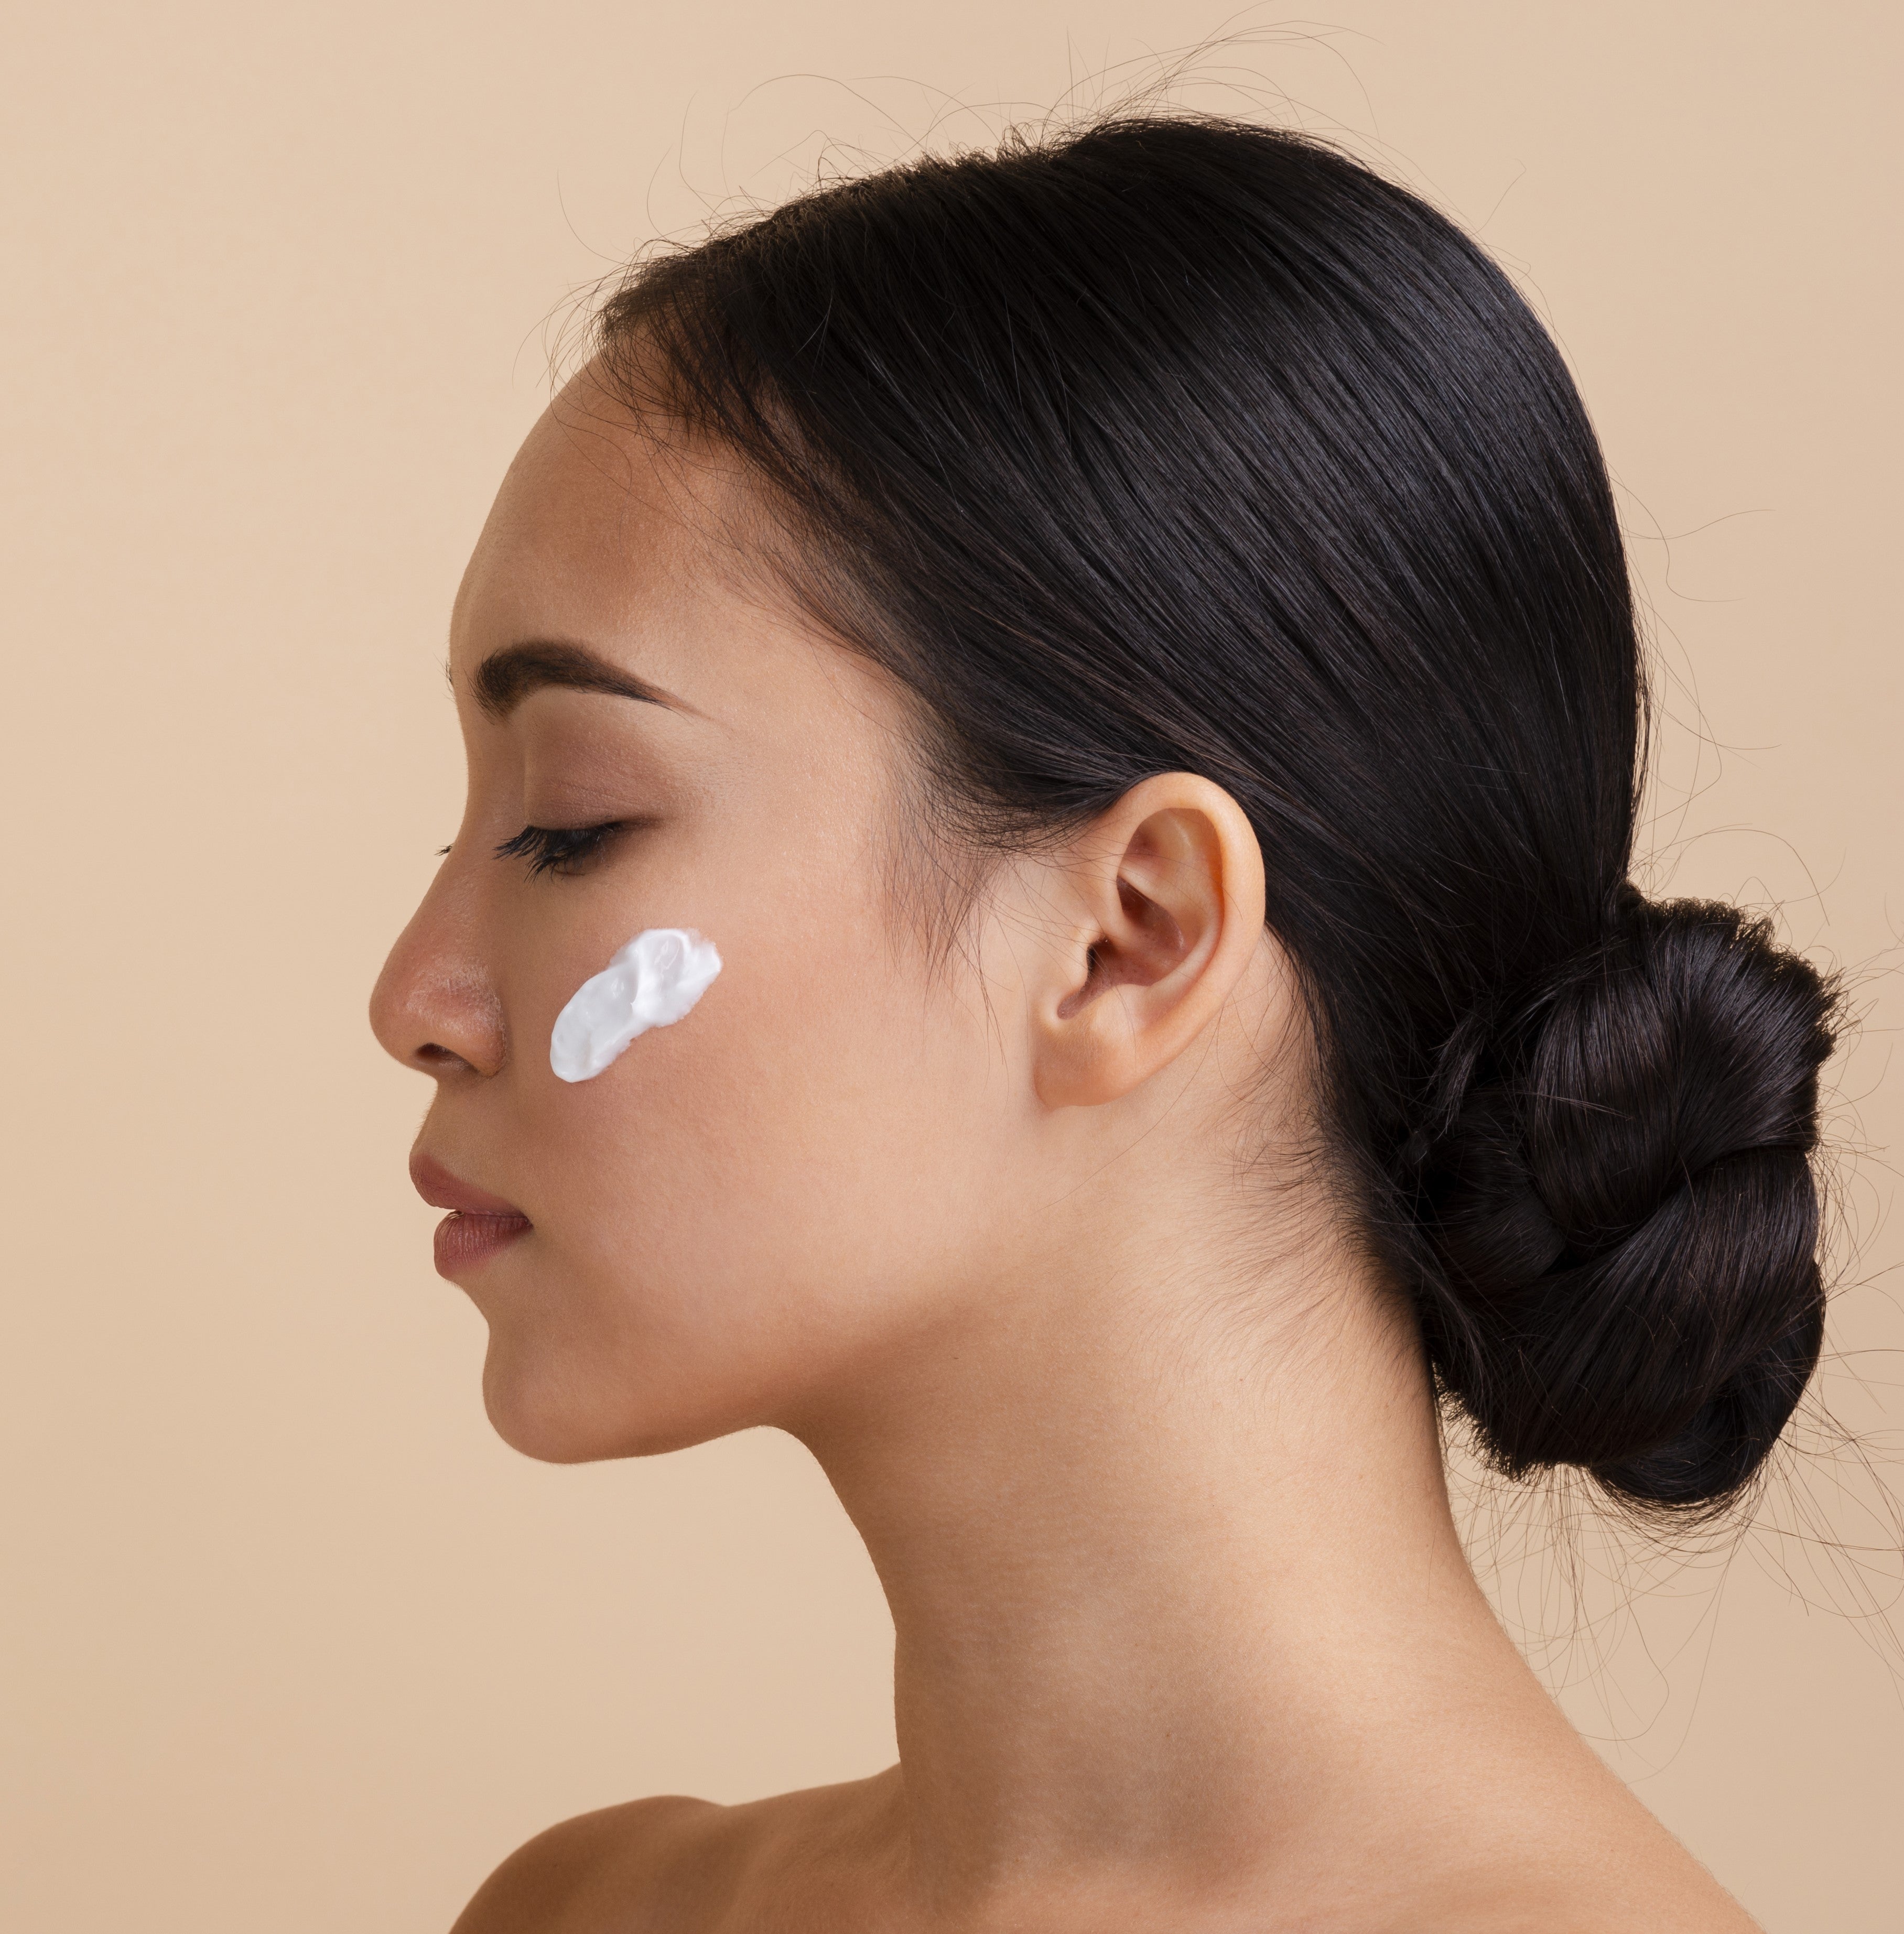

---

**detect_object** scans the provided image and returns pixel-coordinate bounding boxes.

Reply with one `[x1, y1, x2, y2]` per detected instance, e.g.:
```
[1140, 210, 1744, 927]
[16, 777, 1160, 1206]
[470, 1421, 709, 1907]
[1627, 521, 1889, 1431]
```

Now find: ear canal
[1056, 945, 1105, 1020]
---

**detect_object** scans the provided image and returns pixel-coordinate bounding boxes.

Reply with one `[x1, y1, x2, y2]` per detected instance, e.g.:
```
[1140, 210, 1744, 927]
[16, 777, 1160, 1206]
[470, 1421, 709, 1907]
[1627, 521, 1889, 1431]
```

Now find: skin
[371, 367, 1762, 1933]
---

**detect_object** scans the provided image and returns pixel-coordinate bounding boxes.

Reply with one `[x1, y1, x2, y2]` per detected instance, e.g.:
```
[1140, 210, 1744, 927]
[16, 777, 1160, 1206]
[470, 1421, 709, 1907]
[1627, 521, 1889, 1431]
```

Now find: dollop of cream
[549, 928, 723, 1083]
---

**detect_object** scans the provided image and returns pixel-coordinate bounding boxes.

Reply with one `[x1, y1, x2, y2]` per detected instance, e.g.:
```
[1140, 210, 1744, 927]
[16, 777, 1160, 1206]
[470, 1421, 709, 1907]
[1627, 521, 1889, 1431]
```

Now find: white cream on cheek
[549, 928, 723, 1082]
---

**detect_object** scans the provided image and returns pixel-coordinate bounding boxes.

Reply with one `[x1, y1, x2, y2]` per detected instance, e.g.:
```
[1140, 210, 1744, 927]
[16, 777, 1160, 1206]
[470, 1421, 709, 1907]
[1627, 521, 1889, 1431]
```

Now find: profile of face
[370, 372, 1281, 1466]
[360, 121, 1836, 1934]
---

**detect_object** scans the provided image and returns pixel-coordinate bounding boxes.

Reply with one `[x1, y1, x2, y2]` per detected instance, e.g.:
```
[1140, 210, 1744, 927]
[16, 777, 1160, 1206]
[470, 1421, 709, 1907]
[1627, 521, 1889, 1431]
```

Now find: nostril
[370, 929, 506, 1076]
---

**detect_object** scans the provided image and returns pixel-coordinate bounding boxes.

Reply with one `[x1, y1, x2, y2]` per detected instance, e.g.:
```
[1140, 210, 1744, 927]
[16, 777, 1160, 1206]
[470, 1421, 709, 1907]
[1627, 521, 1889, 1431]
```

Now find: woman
[371, 115, 1837, 1931]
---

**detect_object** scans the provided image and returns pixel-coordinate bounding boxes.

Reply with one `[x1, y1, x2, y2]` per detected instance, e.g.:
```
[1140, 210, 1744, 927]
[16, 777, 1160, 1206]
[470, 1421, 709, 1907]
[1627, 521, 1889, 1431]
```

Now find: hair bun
[1420, 894, 1840, 1510]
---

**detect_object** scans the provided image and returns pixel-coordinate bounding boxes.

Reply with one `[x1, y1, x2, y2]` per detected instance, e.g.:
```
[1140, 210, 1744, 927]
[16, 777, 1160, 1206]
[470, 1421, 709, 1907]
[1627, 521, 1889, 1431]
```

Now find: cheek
[479, 877, 1013, 1451]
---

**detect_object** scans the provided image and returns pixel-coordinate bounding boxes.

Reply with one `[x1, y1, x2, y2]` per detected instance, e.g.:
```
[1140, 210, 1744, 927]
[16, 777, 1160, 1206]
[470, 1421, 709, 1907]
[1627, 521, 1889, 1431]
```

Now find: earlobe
[1030, 774, 1267, 1110]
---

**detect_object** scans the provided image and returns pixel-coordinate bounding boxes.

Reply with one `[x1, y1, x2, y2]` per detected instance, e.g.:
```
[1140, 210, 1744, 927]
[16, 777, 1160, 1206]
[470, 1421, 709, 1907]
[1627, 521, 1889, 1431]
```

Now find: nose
[369, 868, 508, 1079]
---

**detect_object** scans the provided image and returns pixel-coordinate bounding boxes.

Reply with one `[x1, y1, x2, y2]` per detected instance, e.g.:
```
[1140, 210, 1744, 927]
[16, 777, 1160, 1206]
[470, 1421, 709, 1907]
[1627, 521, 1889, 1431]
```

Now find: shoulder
[1390, 1807, 1764, 1934]
[1431, 1857, 1764, 1934]
[445, 1774, 898, 1934]
[1332, 1734, 1764, 1934]
[446, 1794, 726, 1934]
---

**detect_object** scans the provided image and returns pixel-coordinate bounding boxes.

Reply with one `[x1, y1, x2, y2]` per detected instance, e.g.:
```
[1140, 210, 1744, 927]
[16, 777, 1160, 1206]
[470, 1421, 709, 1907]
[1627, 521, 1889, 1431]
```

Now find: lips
[410, 1149, 531, 1276]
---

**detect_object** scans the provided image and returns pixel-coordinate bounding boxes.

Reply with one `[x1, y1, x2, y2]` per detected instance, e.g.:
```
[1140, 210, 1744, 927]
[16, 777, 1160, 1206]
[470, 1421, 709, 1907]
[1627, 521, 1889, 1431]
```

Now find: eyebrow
[469, 640, 687, 719]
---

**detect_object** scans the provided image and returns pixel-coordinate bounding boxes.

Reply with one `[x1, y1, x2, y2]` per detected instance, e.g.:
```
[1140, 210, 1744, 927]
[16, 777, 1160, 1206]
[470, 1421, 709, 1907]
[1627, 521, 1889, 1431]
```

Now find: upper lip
[409, 1149, 529, 1219]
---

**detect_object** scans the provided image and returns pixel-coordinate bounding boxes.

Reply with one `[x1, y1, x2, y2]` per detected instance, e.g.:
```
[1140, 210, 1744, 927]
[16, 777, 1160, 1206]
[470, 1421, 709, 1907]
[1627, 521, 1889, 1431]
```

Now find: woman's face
[371, 379, 1038, 1462]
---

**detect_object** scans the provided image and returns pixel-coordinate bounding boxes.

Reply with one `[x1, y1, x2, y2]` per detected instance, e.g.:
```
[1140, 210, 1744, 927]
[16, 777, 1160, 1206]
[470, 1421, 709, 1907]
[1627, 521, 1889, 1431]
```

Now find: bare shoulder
[445, 1773, 897, 1934]
[1389, 1786, 1764, 1934]
[1405, 1856, 1759, 1934]
[447, 1794, 722, 1934]
[1436, 1849, 1765, 1934]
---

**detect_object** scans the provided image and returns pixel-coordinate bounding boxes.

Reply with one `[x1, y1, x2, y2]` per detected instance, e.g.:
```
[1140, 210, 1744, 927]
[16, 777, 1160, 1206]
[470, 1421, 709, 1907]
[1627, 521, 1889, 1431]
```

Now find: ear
[1027, 773, 1268, 1109]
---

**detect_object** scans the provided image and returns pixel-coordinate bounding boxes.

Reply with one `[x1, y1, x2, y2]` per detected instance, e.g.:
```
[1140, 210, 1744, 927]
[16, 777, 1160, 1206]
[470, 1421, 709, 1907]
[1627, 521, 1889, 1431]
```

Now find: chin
[478, 1342, 749, 1464]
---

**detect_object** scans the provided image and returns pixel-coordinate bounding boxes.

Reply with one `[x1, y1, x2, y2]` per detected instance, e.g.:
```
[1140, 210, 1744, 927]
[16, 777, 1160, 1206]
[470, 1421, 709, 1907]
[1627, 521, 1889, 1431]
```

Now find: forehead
[451, 373, 747, 672]
[446, 362, 923, 800]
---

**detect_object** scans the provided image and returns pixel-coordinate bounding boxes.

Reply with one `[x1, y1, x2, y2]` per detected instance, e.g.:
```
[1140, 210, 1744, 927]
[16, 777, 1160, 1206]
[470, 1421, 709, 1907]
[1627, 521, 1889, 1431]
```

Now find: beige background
[4, 3, 1900, 1928]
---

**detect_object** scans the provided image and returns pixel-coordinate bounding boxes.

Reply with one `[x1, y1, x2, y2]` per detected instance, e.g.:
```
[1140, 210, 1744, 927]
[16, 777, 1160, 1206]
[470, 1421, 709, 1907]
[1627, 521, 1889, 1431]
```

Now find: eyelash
[493, 820, 635, 878]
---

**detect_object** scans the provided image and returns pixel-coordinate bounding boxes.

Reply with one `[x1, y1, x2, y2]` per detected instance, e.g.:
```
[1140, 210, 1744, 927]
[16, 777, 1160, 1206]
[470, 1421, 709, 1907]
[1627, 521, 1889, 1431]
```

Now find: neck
[799, 1224, 1562, 1911]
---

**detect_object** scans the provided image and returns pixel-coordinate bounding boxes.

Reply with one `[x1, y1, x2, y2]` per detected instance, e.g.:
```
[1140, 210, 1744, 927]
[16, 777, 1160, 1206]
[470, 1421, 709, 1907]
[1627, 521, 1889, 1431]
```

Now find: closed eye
[494, 820, 639, 878]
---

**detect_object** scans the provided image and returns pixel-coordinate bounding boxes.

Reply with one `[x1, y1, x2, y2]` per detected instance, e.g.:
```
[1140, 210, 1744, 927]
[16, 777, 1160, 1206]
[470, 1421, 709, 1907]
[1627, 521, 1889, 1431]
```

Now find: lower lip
[434, 1211, 532, 1276]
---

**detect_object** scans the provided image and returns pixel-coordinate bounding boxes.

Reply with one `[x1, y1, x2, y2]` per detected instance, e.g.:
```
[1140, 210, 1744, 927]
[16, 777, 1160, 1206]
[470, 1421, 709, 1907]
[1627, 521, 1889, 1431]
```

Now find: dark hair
[592, 113, 1841, 1513]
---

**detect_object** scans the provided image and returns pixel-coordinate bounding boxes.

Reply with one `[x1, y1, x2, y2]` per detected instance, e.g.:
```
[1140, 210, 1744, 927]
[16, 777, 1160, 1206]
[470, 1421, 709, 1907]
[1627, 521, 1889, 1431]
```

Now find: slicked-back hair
[592, 115, 1841, 1514]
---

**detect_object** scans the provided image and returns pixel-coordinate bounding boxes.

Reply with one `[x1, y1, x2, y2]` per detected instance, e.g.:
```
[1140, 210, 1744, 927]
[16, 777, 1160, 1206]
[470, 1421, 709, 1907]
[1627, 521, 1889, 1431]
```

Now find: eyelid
[494, 819, 639, 878]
